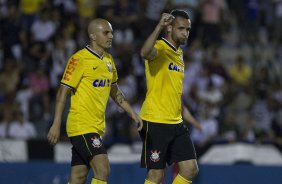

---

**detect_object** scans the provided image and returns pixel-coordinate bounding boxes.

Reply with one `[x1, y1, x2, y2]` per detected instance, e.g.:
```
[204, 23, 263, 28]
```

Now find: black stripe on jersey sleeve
[60, 82, 75, 90]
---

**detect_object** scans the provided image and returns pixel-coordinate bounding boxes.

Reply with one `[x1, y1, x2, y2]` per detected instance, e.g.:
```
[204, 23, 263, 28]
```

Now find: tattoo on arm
[115, 90, 125, 105]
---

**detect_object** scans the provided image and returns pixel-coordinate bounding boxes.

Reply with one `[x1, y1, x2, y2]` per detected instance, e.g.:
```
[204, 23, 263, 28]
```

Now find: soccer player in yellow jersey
[47, 19, 143, 184]
[139, 10, 199, 184]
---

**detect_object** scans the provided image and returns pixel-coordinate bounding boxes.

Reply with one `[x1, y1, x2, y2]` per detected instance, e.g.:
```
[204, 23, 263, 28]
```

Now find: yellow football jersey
[140, 38, 184, 124]
[61, 46, 118, 137]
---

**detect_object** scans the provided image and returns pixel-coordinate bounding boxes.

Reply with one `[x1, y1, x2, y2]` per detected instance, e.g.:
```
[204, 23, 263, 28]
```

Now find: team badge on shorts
[150, 150, 161, 162]
[91, 137, 102, 148]
[106, 61, 112, 72]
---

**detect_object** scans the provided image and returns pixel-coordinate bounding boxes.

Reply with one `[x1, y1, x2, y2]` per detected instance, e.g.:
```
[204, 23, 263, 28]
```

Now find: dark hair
[170, 10, 190, 19]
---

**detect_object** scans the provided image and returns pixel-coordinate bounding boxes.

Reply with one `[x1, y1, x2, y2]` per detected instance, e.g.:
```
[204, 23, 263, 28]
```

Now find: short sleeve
[60, 55, 84, 89]
[152, 40, 164, 60]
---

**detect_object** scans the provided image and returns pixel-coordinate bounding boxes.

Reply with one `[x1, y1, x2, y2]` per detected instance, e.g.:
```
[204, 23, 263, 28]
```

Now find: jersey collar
[161, 37, 177, 52]
[86, 45, 104, 59]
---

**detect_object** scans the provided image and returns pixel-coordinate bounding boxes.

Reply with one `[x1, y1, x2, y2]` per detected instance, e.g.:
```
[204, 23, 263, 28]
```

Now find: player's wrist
[156, 23, 165, 30]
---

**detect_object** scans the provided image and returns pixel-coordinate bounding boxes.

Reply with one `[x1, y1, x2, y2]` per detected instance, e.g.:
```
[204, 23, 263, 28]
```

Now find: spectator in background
[61, 24, 77, 59]
[198, 0, 227, 48]
[19, 0, 46, 50]
[19, 0, 46, 33]
[207, 49, 230, 83]
[15, 85, 33, 122]
[53, 0, 77, 18]
[229, 55, 252, 89]
[191, 107, 218, 157]
[50, 35, 69, 90]
[140, 0, 169, 41]
[28, 67, 51, 136]
[30, 8, 57, 43]
[8, 110, 37, 140]
[251, 89, 274, 142]
[197, 79, 223, 119]
[76, 0, 99, 28]
[171, 0, 199, 21]
[227, 86, 253, 142]
[219, 109, 239, 142]
[182, 40, 204, 100]
[105, 0, 140, 45]
[24, 41, 51, 73]
[0, 58, 21, 98]
[0, 5, 23, 61]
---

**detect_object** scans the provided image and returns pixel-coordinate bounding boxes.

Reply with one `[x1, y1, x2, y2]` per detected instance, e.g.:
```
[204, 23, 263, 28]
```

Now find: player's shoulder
[156, 39, 164, 46]
[155, 39, 167, 50]
[69, 48, 84, 57]
[76, 47, 89, 57]
[66, 48, 87, 65]
[71, 47, 92, 61]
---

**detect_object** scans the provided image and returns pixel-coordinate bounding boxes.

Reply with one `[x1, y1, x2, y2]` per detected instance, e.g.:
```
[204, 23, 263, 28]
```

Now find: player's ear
[167, 25, 172, 32]
[90, 33, 96, 41]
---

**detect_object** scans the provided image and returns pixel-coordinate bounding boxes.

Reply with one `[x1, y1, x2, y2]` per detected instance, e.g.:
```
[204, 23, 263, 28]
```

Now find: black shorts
[69, 133, 107, 166]
[139, 121, 197, 169]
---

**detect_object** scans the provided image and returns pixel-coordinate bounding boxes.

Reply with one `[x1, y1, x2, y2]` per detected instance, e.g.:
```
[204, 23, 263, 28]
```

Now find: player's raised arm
[110, 83, 143, 131]
[47, 85, 71, 145]
[140, 13, 174, 61]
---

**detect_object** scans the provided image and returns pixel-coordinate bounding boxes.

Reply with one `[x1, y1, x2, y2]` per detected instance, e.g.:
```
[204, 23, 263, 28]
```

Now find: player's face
[171, 17, 191, 45]
[96, 22, 113, 49]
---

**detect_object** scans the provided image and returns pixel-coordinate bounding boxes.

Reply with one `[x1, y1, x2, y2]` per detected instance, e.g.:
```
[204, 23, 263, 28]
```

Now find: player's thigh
[89, 154, 110, 175]
[169, 123, 197, 164]
[70, 133, 107, 167]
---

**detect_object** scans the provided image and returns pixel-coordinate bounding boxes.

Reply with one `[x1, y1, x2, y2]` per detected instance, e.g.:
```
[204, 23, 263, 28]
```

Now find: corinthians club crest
[106, 61, 112, 72]
[91, 137, 102, 148]
[150, 150, 161, 162]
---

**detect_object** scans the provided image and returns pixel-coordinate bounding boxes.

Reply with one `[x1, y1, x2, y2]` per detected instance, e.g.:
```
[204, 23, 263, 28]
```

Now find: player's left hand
[131, 112, 143, 131]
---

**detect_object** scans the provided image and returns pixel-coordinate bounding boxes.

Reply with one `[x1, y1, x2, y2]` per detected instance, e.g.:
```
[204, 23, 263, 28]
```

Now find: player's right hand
[159, 13, 175, 27]
[47, 123, 61, 145]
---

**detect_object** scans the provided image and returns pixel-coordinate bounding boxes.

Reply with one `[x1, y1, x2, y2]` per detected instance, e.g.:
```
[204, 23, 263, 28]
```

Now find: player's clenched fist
[159, 13, 175, 27]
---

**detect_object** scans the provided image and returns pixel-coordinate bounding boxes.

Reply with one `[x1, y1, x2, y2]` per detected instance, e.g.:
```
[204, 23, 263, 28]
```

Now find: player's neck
[88, 44, 104, 57]
[164, 36, 179, 49]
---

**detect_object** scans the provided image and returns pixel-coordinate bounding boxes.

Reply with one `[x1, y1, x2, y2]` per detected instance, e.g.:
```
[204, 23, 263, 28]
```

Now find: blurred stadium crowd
[0, 0, 282, 157]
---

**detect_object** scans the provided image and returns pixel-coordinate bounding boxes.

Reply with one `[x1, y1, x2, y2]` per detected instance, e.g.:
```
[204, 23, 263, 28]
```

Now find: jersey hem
[140, 116, 182, 124]
[67, 130, 104, 137]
